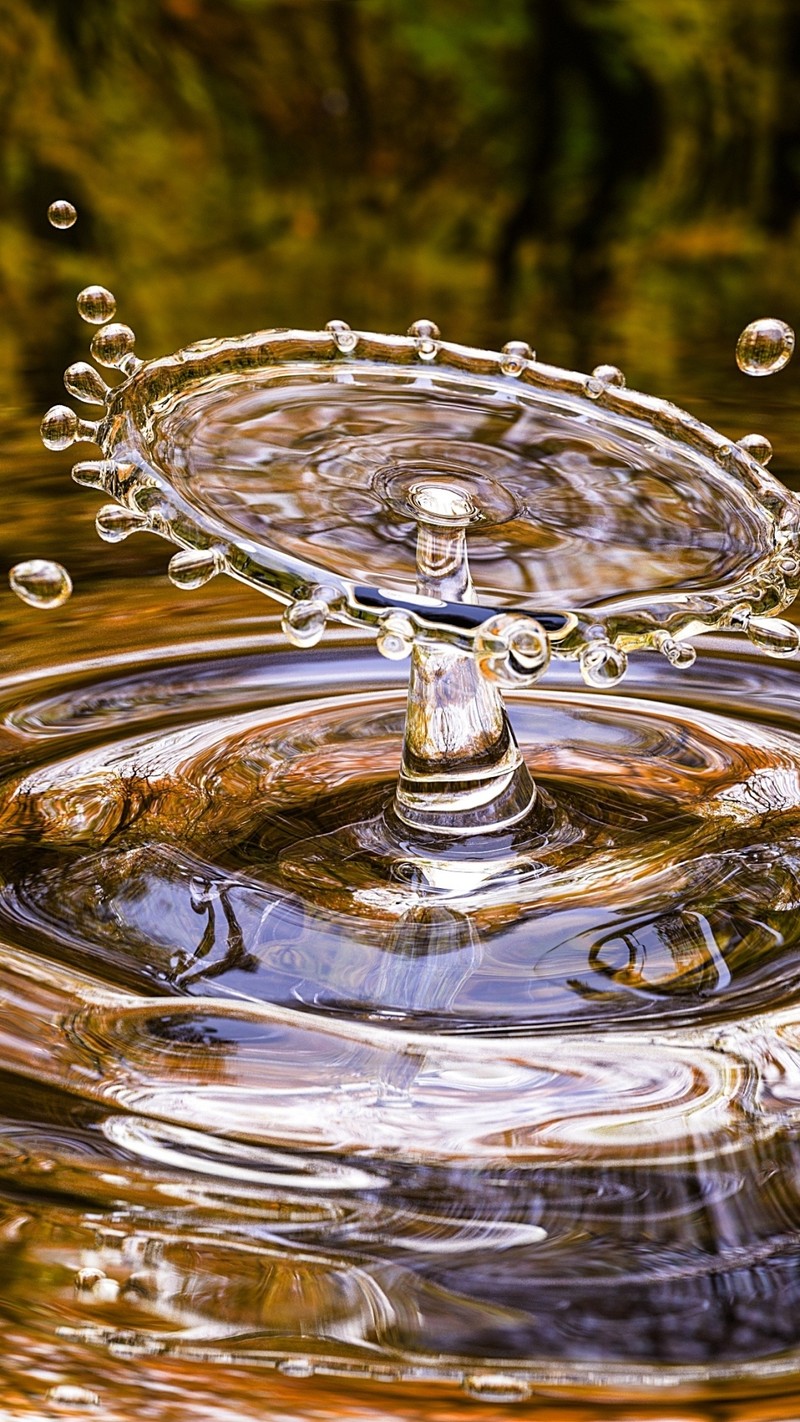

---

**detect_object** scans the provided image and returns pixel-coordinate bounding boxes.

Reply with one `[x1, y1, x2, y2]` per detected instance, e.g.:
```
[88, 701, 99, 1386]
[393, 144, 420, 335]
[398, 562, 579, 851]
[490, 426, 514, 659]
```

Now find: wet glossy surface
[3, 341, 800, 1418]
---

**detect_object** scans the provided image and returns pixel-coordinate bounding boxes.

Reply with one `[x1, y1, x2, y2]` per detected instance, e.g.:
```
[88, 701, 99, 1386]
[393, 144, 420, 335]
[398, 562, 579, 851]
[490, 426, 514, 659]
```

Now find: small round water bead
[281, 596, 330, 647]
[40, 404, 78, 450]
[167, 547, 223, 589]
[500, 340, 534, 376]
[585, 364, 626, 398]
[90, 323, 137, 370]
[475, 614, 550, 687]
[64, 362, 110, 406]
[580, 639, 628, 688]
[325, 319, 357, 354]
[95, 504, 149, 542]
[9, 559, 72, 608]
[655, 631, 697, 669]
[77, 285, 117, 324]
[736, 319, 795, 377]
[408, 318, 440, 361]
[47, 199, 77, 228]
[738, 432, 774, 466]
[377, 611, 416, 660]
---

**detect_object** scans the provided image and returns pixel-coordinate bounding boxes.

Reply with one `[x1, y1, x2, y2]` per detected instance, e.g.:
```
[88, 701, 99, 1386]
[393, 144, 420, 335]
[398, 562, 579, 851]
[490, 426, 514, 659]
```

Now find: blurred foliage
[0, 0, 799, 410]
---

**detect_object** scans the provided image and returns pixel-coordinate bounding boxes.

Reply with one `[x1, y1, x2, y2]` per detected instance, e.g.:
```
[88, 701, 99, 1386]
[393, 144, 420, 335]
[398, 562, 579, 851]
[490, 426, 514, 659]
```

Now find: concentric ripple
[2, 628, 800, 1411]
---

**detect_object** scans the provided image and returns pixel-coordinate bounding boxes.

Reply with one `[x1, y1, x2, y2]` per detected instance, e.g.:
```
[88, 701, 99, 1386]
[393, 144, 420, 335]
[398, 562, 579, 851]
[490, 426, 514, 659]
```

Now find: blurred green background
[3, 0, 800, 406]
[2, 0, 800, 655]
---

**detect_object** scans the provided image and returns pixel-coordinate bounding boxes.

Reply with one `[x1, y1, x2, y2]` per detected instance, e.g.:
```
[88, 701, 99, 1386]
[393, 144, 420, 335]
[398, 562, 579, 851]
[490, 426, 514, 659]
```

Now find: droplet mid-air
[47, 199, 77, 229]
[736, 318, 795, 377]
[9, 559, 72, 609]
[77, 285, 117, 324]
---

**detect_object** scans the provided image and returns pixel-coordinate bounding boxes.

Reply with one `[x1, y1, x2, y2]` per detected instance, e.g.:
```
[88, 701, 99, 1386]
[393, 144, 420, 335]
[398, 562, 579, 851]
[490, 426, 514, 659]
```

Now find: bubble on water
[325, 319, 357, 354]
[95, 504, 149, 543]
[77, 285, 117, 324]
[41, 404, 78, 450]
[500, 340, 534, 376]
[747, 615, 800, 658]
[408, 318, 441, 361]
[47, 200, 77, 229]
[64, 362, 109, 406]
[167, 547, 224, 589]
[46, 1383, 99, 1408]
[736, 318, 795, 376]
[90, 323, 137, 370]
[282, 596, 329, 647]
[9, 559, 73, 609]
[580, 639, 628, 688]
[377, 611, 415, 660]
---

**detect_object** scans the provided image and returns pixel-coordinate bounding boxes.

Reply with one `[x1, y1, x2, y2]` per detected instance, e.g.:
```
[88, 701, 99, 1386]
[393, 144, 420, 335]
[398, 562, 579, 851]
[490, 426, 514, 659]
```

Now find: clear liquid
[3, 625, 800, 1415]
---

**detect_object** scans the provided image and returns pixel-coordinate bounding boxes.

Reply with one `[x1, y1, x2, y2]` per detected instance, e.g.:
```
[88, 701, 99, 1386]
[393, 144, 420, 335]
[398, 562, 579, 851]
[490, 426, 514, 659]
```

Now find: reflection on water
[3, 611, 800, 1415]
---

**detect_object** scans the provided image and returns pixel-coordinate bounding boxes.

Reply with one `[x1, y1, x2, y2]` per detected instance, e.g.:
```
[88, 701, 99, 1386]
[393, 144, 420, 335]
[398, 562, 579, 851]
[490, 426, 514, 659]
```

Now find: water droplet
[580, 639, 628, 688]
[475, 614, 550, 687]
[95, 504, 149, 543]
[500, 340, 533, 376]
[377, 611, 416, 660]
[47, 200, 77, 229]
[167, 547, 223, 589]
[585, 364, 625, 398]
[92, 1275, 121, 1302]
[64, 362, 109, 406]
[277, 1357, 315, 1379]
[282, 597, 328, 647]
[656, 632, 697, 669]
[408, 318, 440, 362]
[9, 560, 72, 609]
[46, 1383, 99, 1408]
[325, 319, 357, 354]
[90, 323, 137, 370]
[738, 432, 773, 466]
[41, 404, 78, 450]
[77, 285, 117, 324]
[464, 1374, 531, 1402]
[748, 615, 800, 658]
[75, 1267, 104, 1293]
[736, 318, 795, 376]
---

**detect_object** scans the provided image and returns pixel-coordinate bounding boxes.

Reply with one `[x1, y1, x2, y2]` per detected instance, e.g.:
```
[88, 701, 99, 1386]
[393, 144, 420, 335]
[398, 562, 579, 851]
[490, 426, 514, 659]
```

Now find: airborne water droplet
[9, 559, 72, 609]
[47, 199, 77, 229]
[77, 285, 117, 324]
[736, 318, 795, 377]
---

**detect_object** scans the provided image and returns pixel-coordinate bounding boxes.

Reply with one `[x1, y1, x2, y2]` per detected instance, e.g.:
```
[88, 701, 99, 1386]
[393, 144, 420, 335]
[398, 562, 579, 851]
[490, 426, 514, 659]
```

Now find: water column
[393, 481, 539, 836]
